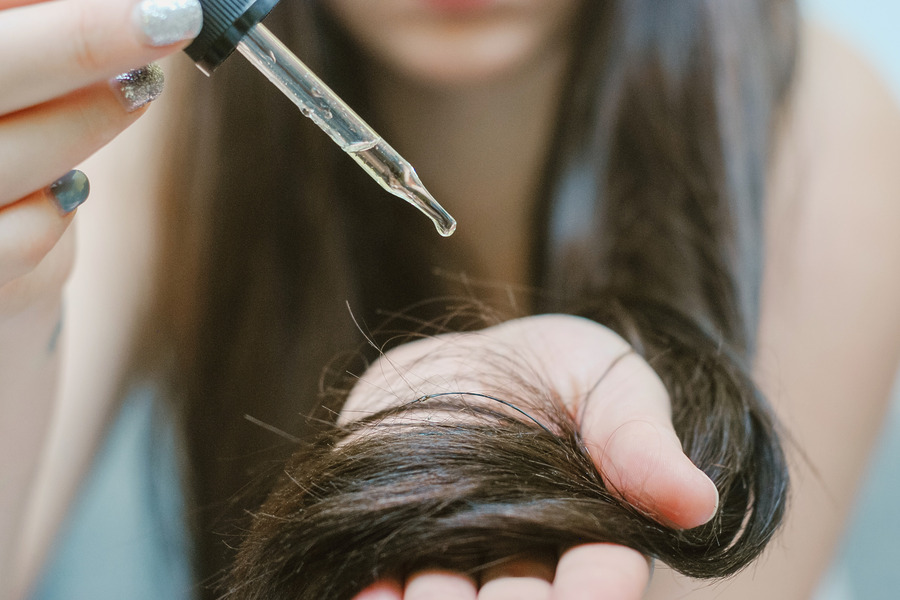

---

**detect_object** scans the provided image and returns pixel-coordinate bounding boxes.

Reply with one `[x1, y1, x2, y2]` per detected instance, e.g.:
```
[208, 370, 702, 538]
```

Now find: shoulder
[765, 22, 900, 345]
[795, 23, 900, 190]
[779, 23, 900, 223]
[775, 22, 900, 207]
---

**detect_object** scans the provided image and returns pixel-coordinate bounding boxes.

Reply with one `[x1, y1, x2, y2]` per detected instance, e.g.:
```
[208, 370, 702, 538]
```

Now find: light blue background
[802, 2, 900, 599]
[804, 0, 900, 98]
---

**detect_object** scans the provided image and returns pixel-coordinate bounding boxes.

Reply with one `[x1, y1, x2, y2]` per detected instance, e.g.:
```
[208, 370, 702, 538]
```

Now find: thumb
[579, 352, 719, 530]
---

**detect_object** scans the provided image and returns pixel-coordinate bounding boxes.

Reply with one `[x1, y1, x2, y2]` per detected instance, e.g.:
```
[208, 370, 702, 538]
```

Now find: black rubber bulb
[184, 0, 280, 75]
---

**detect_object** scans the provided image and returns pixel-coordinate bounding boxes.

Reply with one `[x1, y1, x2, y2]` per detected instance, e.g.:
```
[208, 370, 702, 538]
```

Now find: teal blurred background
[802, 2, 900, 599]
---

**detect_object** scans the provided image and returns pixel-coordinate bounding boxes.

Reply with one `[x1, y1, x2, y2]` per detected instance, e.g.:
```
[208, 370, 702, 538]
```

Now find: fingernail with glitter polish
[133, 0, 203, 47]
[111, 64, 165, 112]
[50, 171, 90, 214]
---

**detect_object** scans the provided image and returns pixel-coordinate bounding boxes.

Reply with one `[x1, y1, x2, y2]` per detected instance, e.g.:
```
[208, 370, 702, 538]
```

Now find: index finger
[0, 0, 48, 11]
[0, 0, 202, 114]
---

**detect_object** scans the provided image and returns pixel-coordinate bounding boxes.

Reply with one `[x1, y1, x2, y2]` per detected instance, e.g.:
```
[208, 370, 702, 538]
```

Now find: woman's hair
[135, 0, 798, 594]
[223, 298, 788, 599]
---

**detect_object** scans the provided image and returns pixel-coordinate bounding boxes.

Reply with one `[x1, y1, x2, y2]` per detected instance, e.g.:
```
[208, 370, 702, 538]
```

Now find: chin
[381, 51, 544, 87]
[366, 27, 560, 87]
[323, 0, 580, 88]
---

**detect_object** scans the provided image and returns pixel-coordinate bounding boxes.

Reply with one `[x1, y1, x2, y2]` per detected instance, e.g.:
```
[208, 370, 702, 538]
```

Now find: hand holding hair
[340, 314, 720, 530]
[338, 314, 711, 600]
[226, 304, 788, 600]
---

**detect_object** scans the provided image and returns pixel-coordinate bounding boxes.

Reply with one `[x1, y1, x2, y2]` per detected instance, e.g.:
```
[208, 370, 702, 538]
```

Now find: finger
[0, 0, 201, 114]
[0, 221, 76, 317]
[479, 578, 551, 600]
[0, 0, 47, 11]
[404, 571, 477, 600]
[0, 74, 158, 207]
[552, 544, 650, 600]
[0, 174, 82, 288]
[478, 557, 554, 600]
[580, 353, 719, 529]
[354, 580, 404, 600]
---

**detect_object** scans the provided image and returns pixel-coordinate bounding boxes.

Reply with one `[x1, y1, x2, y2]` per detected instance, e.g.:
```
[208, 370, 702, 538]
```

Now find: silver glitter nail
[111, 64, 165, 112]
[133, 0, 203, 47]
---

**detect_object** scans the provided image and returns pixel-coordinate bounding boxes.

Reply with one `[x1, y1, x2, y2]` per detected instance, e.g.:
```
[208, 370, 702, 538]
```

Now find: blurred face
[323, 0, 583, 86]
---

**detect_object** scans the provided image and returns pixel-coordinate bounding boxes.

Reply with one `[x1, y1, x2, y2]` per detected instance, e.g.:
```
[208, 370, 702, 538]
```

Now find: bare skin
[2, 2, 899, 599]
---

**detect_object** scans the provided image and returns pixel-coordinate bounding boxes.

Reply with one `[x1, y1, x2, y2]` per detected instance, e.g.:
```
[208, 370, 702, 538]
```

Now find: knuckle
[0, 230, 73, 314]
[72, 95, 121, 150]
[78, 107, 111, 148]
[17, 227, 61, 274]
[0, 225, 62, 281]
[71, 5, 112, 74]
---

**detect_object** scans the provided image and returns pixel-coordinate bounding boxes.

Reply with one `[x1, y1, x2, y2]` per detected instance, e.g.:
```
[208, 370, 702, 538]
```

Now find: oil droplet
[344, 140, 378, 153]
[437, 218, 457, 237]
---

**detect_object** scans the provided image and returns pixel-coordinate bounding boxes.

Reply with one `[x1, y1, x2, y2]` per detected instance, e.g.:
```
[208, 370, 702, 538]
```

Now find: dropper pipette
[184, 0, 456, 237]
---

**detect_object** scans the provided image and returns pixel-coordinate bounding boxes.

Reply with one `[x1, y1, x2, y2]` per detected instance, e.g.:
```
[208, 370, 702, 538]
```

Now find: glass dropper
[236, 25, 456, 236]
[183, 0, 455, 237]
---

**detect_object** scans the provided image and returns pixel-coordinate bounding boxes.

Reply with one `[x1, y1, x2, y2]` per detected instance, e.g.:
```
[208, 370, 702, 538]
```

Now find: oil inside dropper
[345, 139, 457, 237]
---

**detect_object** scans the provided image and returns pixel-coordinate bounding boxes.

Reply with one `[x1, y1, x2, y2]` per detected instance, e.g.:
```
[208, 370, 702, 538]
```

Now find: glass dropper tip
[392, 161, 456, 237]
[416, 189, 457, 237]
[439, 216, 458, 237]
[421, 202, 457, 237]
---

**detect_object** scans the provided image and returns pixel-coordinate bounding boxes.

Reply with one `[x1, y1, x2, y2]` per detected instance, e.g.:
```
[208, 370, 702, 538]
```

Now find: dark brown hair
[224, 297, 787, 599]
[139, 0, 798, 594]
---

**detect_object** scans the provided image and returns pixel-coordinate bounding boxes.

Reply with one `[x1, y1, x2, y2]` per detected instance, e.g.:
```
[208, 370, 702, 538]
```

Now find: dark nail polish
[50, 170, 90, 213]
[111, 64, 165, 112]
